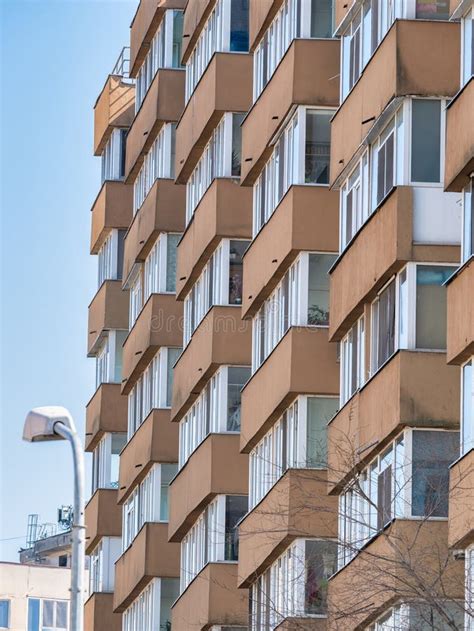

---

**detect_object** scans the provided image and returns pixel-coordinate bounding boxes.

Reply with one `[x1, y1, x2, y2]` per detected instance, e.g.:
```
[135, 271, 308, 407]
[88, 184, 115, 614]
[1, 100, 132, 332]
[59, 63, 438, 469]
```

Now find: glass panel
[28, 599, 40, 631]
[166, 347, 181, 407]
[305, 110, 332, 184]
[411, 430, 459, 518]
[225, 495, 248, 560]
[56, 602, 68, 629]
[415, 265, 453, 350]
[415, 0, 449, 20]
[110, 433, 126, 487]
[230, 0, 249, 52]
[304, 540, 337, 615]
[114, 331, 127, 383]
[160, 464, 178, 520]
[377, 280, 395, 368]
[166, 233, 180, 292]
[172, 11, 184, 67]
[229, 241, 248, 304]
[232, 113, 244, 176]
[306, 397, 339, 467]
[0, 601, 9, 628]
[409, 602, 465, 630]
[227, 367, 251, 431]
[307, 253, 337, 325]
[160, 578, 180, 630]
[311, 0, 333, 38]
[463, 361, 473, 455]
[42, 601, 54, 627]
[411, 99, 441, 183]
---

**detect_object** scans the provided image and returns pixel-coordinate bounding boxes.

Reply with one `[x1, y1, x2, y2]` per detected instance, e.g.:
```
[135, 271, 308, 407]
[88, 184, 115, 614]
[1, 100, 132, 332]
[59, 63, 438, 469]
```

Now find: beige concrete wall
[85, 383, 127, 452]
[447, 260, 474, 365]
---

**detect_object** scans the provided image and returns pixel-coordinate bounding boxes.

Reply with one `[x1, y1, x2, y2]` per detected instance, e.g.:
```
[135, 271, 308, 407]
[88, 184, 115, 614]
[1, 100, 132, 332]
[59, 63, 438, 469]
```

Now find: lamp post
[23, 406, 85, 631]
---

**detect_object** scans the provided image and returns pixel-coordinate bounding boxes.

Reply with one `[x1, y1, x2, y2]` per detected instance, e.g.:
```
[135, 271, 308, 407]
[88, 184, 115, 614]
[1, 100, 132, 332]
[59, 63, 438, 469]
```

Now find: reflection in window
[411, 99, 441, 183]
[230, 0, 249, 51]
[225, 495, 248, 560]
[227, 366, 251, 431]
[306, 397, 339, 467]
[305, 539, 337, 615]
[308, 253, 333, 325]
[229, 240, 246, 305]
[415, 265, 452, 350]
[305, 110, 332, 184]
[415, 0, 449, 20]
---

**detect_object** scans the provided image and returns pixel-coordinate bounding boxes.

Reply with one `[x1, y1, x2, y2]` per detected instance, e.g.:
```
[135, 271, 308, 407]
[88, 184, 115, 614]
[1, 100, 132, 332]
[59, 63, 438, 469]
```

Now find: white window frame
[122, 577, 179, 631]
[462, 357, 474, 456]
[128, 266, 143, 328]
[467, 544, 474, 630]
[91, 432, 125, 493]
[97, 229, 124, 288]
[340, 315, 365, 406]
[101, 128, 126, 183]
[461, 6, 474, 87]
[89, 536, 121, 594]
[462, 177, 474, 264]
[95, 330, 126, 388]
[143, 232, 180, 300]
[28, 598, 69, 631]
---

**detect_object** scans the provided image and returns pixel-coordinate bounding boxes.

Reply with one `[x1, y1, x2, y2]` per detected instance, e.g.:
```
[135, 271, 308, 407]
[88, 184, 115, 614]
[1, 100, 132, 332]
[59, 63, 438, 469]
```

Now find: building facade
[85, 1, 473, 630]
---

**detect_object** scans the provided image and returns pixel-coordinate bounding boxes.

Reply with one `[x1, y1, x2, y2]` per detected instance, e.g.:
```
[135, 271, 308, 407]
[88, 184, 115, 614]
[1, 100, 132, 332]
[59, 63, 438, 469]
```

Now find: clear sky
[0, 0, 136, 562]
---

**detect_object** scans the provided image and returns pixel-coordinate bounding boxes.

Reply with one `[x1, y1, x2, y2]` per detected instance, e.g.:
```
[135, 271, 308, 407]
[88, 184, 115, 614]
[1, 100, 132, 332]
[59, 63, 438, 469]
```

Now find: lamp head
[22, 406, 75, 443]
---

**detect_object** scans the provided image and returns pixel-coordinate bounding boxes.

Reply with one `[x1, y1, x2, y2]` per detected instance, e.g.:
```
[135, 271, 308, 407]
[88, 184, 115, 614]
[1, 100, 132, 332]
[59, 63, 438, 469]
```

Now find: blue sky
[0, 0, 136, 562]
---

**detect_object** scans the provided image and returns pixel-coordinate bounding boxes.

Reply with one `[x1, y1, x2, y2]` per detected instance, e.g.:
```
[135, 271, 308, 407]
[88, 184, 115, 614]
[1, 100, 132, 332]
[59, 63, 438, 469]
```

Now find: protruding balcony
[242, 186, 338, 319]
[241, 39, 340, 185]
[175, 53, 252, 184]
[90, 181, 133, 255]
[168, 434, 248, 541]
[84, 593, 121, 631]
[241, 328, 339, 453]
[94, 75, 135, 157]
[447, 259, 474, 365]
[181, 0, 214, 64]
[117, 409, 179, 504]
[87, 281, 129, 356]
[113, 523, 179, 612]
[445, 78, 474, 191]
[121, 293, 183, 394]
[449, 449, 474, 549]
[327, 350, 460, 493]
[85, 489, 122, 555]
[171, 306, 252, 423]
[122, 179, 185, 282]
[176, 178, 252, 300]
[85, 383, 128, 452]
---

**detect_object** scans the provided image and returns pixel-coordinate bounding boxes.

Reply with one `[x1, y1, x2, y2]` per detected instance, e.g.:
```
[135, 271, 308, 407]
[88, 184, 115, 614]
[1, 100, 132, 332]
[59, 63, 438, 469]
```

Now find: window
[467, 545, 474, 630]
[97, 229, 125, 287]
[143, 232, 180, 299]
[89, 537, 121, 593]
[368, 602, 464, 630]
[411, 99, 441, 183]
[135, 10, 184, 111]
[91, 432, 126, 493]
[338, 429, 458, 568]
[185, 0, 249, 102]
[415, 0, 449, 20]
[183, 239, 249, 346]
[122, 464, 177, 550]
[340, 316, 365, 405]
[252, 252, 336, 372]
[253, 0, 333, 100]
[253, 106, 334, 236]
[370, 278, 396, 374]
[101, 128, 127, 182]
[128, 268, 143, 328]
[95, 330, 127, 388]
[0, 601, 9, 629]
[28, 599, 68, 631]
[249, 538, 337, 629]
[462, 359, 474, 455]
[128, 347, 181, 438]
[372, 117, 395, 207]
[179, 365, 251, 468]
[133, 124, 176, 213]
[122, 578, 180, 631]
[462, 178, 474, 263]
[461, 7, 474, 86]
[415, 265, 452, 350]
[249, 395, 338, 508]
[180, 495, 247, 592]
[186, 113, 244, 224]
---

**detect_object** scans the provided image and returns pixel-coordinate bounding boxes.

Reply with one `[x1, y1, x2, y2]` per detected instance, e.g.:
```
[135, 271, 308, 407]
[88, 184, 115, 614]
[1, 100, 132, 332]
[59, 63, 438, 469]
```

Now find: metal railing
[111, 46, 132, 79]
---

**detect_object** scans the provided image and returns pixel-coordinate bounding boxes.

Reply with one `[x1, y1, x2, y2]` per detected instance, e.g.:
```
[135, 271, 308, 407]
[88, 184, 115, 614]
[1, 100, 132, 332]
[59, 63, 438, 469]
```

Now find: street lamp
[23, 406, 85, 631]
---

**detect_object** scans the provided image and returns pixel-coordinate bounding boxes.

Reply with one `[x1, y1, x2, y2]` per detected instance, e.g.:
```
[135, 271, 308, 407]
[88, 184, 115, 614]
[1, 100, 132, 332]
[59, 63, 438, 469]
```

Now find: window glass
[231, 113, 244, 176]
[376, 123, 394, 205]
[229, 241, 246, 304]
[463, 361, 473, 455]
[311, 0, 333, 38]
[55, 602, 67, 629]
[227, 367, 251, 431]
[28, 599, 40, 631]
[166, 233, 180, 292]
[373, 280, 396, 371]
[230, 0, 249, 51]
[411, 99, 441, 183]
[304, 540, 337, 615]
[307, 253, 336, 325]
[411, 430, 459, 518]
[172, 11, 184, 67]
[114, 331, 127, 383]
[415, 0, 449, 20]
[166, 348, 181, 407]
[462, 179, 474, 263]
[110, 434, 126, 487]
[306, 397, 339, 467]
[305, 110, 332, 184]
[409, 602, 464, 630]
[160, 464, 178, 520]
[160, 578, 180, 630]
[415, 265, 452, 350]
[0, 601, 9, 628]
[225, 495, 247, 561]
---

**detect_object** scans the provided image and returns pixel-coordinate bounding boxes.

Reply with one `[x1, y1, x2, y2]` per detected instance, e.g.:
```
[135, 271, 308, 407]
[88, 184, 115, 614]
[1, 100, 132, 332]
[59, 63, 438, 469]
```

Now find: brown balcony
[181, 0, 214, 64]
[171, 562, 247, 630]
[171, 306, 252, 422]
[168, 433, 248, 541]
[328, 187, 460, 342]
[241, 39, 340, 185]
[125, 69, 185, 181]
[175, 53, 252, 184]
[85, 383, 127, 452]
[238, 469, 336, 587]
[328, 520, 463, 630]
[85, 489, 121, 555]
[330, 20, 459, 186]
[449, 449, 474, 549]
[84, 593, 121, 631]
[94, 76, 135, 156]
[242, 186, 338, 319]
[87, 281, 129, 356]
[123, 179, 185, 282]
[130, 0, 187, 77]
[445, 78, 474, 191]
[113, 522, 179, 612]
[90, 181, 133, 255]
[121, 293, 183, 394]
[241, 327, 339, 453]
[117, 409, 179, 504]
[327, 350, 460, 494]
[176, 178, 252, 300]
[447, 260, 474, 365]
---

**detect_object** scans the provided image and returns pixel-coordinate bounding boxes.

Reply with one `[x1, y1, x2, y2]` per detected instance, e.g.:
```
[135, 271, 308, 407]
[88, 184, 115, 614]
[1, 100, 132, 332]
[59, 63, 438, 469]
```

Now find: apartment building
[84, 1, 473, 630]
